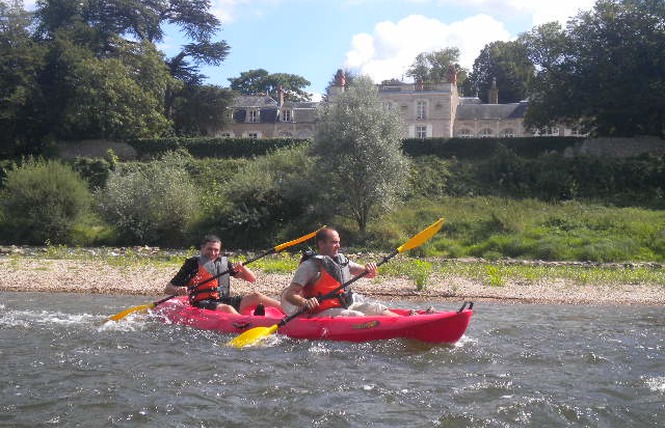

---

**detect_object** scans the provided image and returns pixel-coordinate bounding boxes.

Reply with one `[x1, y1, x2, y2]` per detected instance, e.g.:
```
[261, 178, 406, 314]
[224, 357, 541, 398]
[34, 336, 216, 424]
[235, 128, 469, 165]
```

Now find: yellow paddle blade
[106, 303, 156, 322]
[227, 324, 279, 348]
[273, 226, 326, 252]
[396, 218, 444, 253]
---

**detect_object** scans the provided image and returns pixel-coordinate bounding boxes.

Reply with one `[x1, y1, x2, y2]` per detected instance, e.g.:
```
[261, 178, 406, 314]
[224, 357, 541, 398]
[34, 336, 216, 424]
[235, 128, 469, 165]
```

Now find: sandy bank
[1, 258, 663, 306]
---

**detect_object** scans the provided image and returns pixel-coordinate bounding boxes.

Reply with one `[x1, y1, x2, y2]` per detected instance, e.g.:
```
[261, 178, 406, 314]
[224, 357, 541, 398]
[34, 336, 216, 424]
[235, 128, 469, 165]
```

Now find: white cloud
[344, 14, 511, 83]
[343, 0, 597, 83]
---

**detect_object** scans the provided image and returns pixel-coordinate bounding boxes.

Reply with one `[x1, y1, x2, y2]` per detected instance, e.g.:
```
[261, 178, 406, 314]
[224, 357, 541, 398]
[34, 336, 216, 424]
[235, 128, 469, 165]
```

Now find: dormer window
[281, 109, 292, 122]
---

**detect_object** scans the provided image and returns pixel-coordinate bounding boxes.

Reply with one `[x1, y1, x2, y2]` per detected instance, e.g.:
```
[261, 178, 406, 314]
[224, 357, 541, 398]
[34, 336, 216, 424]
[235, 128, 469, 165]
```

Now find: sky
[182, 0, 597, 99]
[26, 0, 597, 99]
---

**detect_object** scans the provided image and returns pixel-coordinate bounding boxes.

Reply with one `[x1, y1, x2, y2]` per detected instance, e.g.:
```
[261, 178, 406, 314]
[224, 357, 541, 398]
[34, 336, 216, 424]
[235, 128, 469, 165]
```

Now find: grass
[5, 196, 665, 290]
[371, 196, 665, 263]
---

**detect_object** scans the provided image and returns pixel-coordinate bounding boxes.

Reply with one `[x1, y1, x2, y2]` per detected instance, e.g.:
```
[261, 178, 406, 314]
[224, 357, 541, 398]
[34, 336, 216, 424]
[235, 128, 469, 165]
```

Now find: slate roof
[456, 101, 529, 120]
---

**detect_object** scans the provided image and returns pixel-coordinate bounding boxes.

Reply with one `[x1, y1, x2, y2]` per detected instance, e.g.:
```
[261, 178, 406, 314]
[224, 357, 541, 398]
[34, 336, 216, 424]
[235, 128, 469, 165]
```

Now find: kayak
[155, 296, 474, 344]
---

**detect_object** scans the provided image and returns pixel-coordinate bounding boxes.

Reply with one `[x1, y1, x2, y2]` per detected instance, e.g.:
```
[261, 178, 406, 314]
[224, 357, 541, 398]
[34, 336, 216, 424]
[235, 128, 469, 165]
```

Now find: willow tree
[312, 76, 409, 232]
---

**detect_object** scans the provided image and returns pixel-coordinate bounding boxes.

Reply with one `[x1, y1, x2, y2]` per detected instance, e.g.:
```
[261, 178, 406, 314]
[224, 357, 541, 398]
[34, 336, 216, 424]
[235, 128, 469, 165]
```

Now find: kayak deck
[155, 296, 473, 344]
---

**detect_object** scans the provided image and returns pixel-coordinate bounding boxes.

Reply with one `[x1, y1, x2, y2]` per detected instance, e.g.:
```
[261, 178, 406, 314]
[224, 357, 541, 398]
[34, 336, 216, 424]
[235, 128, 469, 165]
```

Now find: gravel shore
[1, 258, 663, 306]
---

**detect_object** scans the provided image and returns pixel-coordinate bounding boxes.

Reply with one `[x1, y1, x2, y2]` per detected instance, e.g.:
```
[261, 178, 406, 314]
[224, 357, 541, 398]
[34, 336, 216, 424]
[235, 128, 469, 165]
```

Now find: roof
[229, 95, 279, 108]
[456, 101, 529, 120]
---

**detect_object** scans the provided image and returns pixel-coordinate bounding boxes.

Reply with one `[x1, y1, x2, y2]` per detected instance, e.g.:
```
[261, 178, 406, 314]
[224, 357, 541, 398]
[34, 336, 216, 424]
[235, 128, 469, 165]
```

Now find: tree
[28, 0, 229, 141]
[521, 0, 665, 137]
[228, 69, 312, 102]
[312, 76, 410, 232]
[44, 35, 175, 140]
[36, 0, 229, 84]
[465, 41, 534, 103]
[0, 0, 47, 155]
[405, 48, 468, 89]
[171, 84, 234, 136]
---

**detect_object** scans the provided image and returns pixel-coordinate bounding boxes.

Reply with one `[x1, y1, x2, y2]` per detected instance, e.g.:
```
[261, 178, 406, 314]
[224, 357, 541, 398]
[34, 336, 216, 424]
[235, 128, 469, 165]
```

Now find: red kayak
[155, 296, 473, 344]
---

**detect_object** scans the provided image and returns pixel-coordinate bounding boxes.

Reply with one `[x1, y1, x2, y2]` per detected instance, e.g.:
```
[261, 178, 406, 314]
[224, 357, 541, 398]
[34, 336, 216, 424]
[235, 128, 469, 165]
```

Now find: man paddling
[164, 235, 280, 315]
[281, 227, 400, 317]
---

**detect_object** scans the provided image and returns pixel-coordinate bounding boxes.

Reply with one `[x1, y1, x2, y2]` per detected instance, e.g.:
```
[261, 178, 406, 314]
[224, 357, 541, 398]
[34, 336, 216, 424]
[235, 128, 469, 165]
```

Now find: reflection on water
[1, 292, 663, 427]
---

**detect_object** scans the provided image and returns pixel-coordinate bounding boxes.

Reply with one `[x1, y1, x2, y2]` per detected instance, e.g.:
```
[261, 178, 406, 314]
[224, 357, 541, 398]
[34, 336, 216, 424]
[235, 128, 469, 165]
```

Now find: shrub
[95, 151, 199, 245]
[0, 158, 92, 244]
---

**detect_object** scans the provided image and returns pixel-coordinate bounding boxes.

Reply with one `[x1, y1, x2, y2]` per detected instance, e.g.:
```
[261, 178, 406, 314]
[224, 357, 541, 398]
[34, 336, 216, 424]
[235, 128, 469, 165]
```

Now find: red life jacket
[188, 263, 219, 304]
[302, 255, 351, 314]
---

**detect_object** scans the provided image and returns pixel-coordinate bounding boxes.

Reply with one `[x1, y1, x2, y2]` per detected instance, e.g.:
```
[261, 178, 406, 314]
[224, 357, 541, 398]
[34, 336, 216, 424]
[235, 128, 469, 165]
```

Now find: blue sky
[27, 0, 597, 99]
[174, 0, 596, 99]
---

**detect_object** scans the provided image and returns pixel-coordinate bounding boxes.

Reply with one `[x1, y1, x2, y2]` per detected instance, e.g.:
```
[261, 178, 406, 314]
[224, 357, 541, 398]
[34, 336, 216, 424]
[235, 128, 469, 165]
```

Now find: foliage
[405, 48, 468, 89]
[0, 0, 48, 156]
[394, 196, 665, 262]
[465, 40, 534, 103]
[204, 144, 318, 248]
[1, 0, 231, 153]
[170, 84, 234, 136]
[47, 35, 175, 140]
[313, 76, 410, 232]
[129, 137, 308, 159]
[0, 158, 92, 244]
[407, 155, 451, 199]
[36, 0, 228, 84]
[520, 0, 665, 137]
[95, 151, 200, 245]
[228, 68, 312, 102]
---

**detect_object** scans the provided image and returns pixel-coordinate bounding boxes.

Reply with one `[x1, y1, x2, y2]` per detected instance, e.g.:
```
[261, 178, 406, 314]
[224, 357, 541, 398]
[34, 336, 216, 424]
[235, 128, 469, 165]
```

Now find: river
[1, 292, 663, 427]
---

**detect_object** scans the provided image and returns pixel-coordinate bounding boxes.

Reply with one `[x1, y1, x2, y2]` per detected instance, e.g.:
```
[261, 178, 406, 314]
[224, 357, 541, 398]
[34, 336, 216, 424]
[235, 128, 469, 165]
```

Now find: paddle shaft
[277, 249, 399, 327]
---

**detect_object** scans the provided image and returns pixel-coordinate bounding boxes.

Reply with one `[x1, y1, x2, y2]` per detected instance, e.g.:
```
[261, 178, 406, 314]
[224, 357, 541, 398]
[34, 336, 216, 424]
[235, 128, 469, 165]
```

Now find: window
[245, 132, 260, 139]
[415, 125, 428, 139]
[500, 128, 516, 138]
[416, 100, 427, 119]
[535, 127, 560, 136]
[219, 132, 234, 138]
[457, 129, 473, 138]
[383, 101, 395, 111]
[479, 128, 493, 138]
[248, 109, 259, 123]
[281, 109, 292, 122]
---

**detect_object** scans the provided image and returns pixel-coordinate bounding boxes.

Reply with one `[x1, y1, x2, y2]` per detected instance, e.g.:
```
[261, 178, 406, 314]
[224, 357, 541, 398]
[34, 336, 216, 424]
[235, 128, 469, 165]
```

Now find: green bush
[202, 144, 318, 248]
[95, 151, 199, 245]
[0, 158, 92, 244]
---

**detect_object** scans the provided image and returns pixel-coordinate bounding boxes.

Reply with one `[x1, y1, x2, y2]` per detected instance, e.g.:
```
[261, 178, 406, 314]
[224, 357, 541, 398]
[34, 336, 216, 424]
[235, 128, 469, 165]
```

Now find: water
[1, 292, 663, 427]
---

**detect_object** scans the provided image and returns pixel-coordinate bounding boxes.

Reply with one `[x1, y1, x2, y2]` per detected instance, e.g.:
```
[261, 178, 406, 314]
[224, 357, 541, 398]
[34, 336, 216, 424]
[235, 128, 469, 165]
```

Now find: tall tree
[465, 40, 534, 103]
[312, 76, 409, 232]
[172, 84, 234, 136]
[228, 69, 312, 102]
[406, 48, 468, 89]
[35, 0, 229, 83]
[0, 0, 47, 155]
[521, 0, 665, 137]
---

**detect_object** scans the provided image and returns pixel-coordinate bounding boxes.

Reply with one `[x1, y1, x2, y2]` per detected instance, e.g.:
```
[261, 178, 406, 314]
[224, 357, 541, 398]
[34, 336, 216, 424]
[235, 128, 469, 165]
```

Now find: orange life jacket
[187, 257, 230, 304]
[188, 264, 219, 304]
[303, 255, 351, 313]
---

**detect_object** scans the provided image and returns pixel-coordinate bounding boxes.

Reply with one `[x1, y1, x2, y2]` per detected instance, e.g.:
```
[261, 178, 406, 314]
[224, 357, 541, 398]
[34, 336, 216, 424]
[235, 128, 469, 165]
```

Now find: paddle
[227, 218, 445, 348]
[105, 227, 324, 322]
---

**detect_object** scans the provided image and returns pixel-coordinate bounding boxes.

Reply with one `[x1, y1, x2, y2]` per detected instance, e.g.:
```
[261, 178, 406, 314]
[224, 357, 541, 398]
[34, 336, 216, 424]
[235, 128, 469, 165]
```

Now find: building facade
[217, 71, 580, 139]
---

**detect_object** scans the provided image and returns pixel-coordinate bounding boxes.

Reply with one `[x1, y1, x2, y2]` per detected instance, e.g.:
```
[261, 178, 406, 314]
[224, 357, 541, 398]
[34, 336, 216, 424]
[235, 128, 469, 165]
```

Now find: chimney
[488, 78, 499, 104]
[278, 85, 285, 107]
